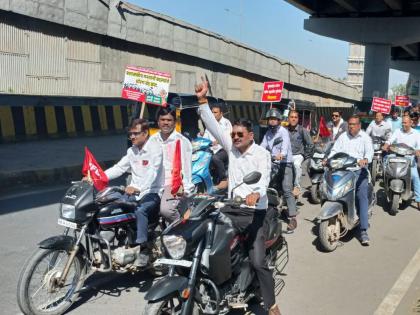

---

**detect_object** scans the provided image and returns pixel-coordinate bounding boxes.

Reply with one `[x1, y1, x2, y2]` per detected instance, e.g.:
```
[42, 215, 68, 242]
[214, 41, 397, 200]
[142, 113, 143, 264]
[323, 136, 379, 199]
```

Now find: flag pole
[139, 101, 146, 119]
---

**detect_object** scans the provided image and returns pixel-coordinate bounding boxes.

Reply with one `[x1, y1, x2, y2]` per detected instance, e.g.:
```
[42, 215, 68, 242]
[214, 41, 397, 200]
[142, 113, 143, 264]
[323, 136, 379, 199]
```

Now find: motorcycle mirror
[242, 172, 262, 185]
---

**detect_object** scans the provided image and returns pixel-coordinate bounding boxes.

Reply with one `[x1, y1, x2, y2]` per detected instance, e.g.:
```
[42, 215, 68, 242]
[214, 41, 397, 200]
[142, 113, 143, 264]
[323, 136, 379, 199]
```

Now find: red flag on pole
[319, 116, 331, 138]
[82, 147, 109, 191]
[171, 139, 183, 196]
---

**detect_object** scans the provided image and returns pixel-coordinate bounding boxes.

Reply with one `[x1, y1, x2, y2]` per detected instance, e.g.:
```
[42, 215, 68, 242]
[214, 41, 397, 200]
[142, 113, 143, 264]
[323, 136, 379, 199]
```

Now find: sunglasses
[128, 131, 144, 138]
[332, 114, 340, 117]
[231, 132, 245, 138]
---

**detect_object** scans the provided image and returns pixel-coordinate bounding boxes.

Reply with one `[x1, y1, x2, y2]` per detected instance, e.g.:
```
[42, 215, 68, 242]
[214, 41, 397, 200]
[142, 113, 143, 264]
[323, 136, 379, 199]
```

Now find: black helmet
[265, 108, 282, 120]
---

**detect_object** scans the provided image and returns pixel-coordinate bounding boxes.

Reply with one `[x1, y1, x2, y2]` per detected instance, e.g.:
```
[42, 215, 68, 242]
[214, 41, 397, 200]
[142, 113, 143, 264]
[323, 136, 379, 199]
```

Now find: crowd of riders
[93, 78, 420, 315]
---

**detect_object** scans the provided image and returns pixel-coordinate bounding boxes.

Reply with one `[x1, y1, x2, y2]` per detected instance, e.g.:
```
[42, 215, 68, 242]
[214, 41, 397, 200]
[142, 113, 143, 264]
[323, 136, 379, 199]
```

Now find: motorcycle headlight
[330, 159, 344, 170]
[162, 235, 186, 259]
[60, 204, 75, 220]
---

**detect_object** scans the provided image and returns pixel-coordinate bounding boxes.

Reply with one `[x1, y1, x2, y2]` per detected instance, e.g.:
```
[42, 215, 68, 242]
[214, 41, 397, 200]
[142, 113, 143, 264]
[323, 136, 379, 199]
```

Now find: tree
[390, 83, 406, 98]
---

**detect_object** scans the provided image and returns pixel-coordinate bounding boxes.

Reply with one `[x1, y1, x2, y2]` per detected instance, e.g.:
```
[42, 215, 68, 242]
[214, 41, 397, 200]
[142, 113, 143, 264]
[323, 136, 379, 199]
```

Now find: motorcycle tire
[147, 236, 168, 277]
[371, 159, 378, 183]
[17, 247, 85, 315]
[319, 218, 340, 252]
[389, 193, 399, 215]
[310, 184, 321, 204]
[144, 299, 200, 315]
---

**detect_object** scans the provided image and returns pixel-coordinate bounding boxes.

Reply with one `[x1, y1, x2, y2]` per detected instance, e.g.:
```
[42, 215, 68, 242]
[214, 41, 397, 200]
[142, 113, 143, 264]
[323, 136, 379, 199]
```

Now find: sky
[131, 0, 408, 88]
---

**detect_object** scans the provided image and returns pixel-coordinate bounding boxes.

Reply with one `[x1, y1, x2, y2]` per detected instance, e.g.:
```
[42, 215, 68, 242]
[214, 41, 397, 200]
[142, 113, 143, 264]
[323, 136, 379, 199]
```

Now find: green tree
[390, 83, 406, 98]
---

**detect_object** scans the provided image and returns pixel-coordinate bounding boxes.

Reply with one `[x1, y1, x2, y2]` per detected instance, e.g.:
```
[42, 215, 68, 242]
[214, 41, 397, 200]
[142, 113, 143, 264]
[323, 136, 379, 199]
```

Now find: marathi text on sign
[261, 81, 284, 103]
[395, 95, 409, 107]
[371, 97, 392, 114]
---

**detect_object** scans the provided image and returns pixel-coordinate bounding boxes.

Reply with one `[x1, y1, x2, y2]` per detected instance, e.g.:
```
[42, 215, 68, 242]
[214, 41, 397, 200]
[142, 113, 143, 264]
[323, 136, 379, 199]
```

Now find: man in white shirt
[327, 111, 348, 141]
[201, 103, 232, 187]
[104, 118, 164, 266]
[383, 115, 420, 210]
[328, 115, 374, 246]
[365, 111, 392, 141]
[149, 106, 194, 222]
[196, 78, 281, 315]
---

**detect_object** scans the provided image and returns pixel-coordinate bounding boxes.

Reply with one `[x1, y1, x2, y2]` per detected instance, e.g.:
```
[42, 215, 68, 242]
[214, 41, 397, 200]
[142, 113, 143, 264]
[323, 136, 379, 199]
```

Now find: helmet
[265, 109, 282, 120]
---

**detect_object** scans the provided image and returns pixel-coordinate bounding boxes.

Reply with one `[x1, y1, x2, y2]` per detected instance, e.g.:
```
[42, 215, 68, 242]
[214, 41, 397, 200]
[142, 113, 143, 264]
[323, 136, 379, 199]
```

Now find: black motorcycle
[370, 136, 386, 183]
[309, 140, 333, 204]
[143, 172, 288, 315]
[17, 181, 166, 315]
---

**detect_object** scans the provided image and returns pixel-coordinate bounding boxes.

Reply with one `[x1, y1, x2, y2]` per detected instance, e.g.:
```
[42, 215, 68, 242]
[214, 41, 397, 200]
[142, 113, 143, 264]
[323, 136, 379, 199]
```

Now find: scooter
[383, 143, 415, 215]
[191, 137, 214, 193]
[317, 153, 376, 252]
[370, 136, 385, 183]
[309, 141, 333, 204]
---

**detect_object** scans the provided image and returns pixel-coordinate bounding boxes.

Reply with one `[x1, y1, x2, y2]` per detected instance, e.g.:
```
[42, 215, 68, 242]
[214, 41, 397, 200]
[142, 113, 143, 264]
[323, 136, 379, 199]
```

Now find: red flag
[171, 139, 183, 196]
[82, 147, 109, 191]
[319, 116, 331, 138]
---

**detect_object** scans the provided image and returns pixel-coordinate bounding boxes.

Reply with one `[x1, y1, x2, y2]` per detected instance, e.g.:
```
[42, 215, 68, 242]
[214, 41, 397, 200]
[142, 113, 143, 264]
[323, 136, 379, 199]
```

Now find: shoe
[286, 217, 297, 234]
[360, 230, 370, 246]
[269, 304, 282, 315]
[292, 186, 301, 197]
[134, 248, 150, 267]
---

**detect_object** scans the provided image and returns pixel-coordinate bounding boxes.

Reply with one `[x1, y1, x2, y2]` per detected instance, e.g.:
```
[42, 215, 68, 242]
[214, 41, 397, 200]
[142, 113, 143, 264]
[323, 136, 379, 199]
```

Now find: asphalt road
[0, 182, 419, 315]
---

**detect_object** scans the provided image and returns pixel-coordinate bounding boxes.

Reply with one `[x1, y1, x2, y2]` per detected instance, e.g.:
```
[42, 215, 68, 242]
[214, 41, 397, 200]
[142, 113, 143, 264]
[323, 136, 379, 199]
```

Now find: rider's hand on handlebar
[275, 154, 284, 161]
[382, 144, 390, 151]
[358, 159, 368, 167]
[245, 192, 260, 207]
[416, 150, 420, 157]
[82, 176, 92, 183]
[321, 159, 327, 166]
[125, 186, 140, 195]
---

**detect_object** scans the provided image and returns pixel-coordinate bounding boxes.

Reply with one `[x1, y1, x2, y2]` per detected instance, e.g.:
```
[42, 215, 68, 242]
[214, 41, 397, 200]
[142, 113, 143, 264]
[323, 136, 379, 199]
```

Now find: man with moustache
[196, 78, 282, 315]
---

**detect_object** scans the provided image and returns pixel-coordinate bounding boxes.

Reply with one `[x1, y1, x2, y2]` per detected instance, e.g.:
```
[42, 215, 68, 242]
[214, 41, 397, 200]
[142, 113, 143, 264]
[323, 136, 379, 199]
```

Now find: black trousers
[211, 149, 228, 184]
[221, 206, 276, 309]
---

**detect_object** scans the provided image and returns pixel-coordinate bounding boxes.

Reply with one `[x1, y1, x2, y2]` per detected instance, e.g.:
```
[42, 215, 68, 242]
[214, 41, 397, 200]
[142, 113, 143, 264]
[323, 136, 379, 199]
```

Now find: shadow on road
[67, 271, 154, 314]
[0, 186, 66, 215]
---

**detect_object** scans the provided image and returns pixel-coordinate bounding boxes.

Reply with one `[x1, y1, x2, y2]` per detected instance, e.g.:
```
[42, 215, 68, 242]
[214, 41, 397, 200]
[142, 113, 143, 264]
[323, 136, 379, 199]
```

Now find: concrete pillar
[362, 44, 391, 100]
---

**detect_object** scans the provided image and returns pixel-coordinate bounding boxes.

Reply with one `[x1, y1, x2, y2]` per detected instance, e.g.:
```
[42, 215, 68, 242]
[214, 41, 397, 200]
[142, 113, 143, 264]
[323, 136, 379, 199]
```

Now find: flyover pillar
[362, 44, 390, 101]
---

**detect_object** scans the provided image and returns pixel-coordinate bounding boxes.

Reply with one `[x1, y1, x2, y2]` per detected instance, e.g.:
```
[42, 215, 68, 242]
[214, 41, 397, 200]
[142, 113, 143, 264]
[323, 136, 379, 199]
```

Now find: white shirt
[149, 130, 194, 194]
[105, 140, 164, 200]
[332, 118, 345, 139]
[202, 116, 232, 153]
[329, 131, 374, 163]
[198, 104, 270, 209]
[366, 120, 392, 141]
[386, 128, 420, 150]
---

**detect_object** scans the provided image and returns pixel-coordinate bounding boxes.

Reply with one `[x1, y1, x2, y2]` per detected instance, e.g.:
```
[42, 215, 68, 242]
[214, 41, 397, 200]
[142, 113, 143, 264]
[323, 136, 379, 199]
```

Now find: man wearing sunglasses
[327, 111, 348, 141]
[104, 118, 164, 267]
[196, 78, 282, 315]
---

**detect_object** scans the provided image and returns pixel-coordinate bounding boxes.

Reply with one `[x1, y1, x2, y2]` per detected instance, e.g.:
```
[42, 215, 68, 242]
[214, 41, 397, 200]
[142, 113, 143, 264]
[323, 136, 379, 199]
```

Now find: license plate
[57, 218, 78, 229]
[313, 153, 324, 158]
[154, 258, 192, 268]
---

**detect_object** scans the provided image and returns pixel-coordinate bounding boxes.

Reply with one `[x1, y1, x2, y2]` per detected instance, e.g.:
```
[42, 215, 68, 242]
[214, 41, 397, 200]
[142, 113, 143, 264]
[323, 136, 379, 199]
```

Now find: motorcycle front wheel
[310, 184, 321, 204]
[17, 248, 85, 315]
[144, 298, 201, 315]
[319, 217, 340, 252]
[389, 193, 399, 215]
[371, 159, 378, 183]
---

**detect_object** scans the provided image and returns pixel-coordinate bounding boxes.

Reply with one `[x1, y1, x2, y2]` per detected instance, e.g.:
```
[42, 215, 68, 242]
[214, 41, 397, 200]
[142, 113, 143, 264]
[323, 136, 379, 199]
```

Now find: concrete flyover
[0, 0, 360, 141]
[286, 0, 420, 102]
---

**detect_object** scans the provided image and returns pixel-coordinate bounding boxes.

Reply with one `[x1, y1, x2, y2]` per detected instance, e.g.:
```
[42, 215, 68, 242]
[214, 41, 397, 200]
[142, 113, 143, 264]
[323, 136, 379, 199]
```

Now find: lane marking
[374, 247, 420, 315]
[0, 186, 67, 202]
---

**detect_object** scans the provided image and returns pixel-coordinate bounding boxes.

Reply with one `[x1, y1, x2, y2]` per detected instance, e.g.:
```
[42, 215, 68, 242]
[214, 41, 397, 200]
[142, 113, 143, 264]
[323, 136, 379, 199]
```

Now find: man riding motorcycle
[261, 108, 297, 233]
[103, 118, 164, 266]
[325, 115, 374, 246]
[366, 111, 392, 141]
[196, 78, 282, 315]
[383, 115, 420, 209]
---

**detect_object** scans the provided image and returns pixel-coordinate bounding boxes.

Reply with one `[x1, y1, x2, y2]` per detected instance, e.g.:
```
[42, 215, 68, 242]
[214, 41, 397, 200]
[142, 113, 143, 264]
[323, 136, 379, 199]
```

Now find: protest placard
[261, 81, 284, 103]
[121, 66, 171, 106]
[371, 97, 392, 114]
[395, 95, 409, 107]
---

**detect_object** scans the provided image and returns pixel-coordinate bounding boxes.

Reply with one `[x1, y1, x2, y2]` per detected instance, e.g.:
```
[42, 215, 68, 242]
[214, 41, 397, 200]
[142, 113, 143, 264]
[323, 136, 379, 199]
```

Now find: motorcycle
[309, 141, 333, 204]
[317, 153, 376, 252]
[191, 137, 214, 193]
[370, 136, 385, 183]
[17, 182, 166, 315]
[143, 172, 288, 315]
[383, 143, 415, 215]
